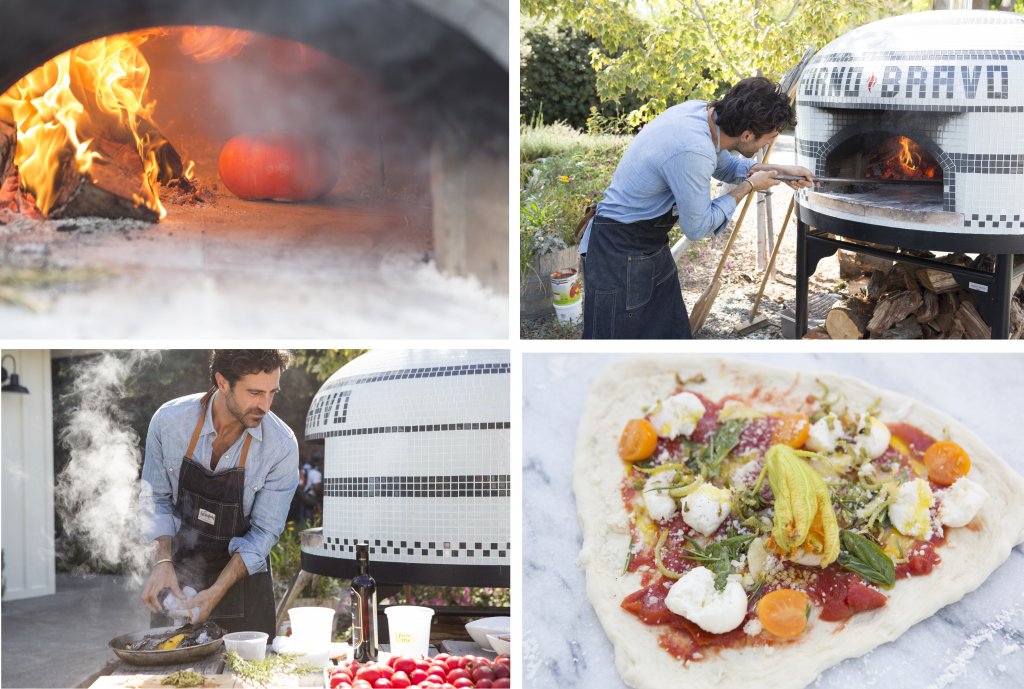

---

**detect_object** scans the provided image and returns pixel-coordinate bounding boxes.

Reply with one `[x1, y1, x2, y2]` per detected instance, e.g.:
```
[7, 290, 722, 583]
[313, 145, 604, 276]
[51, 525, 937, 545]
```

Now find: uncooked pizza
[574, 357, 1024, 689]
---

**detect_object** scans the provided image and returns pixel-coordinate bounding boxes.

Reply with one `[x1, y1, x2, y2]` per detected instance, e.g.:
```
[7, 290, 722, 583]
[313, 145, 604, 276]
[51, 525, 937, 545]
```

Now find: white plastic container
[384, 605, 434, 657]
[287, 606, 336, 643]
[553, 300, 582, 324]
[550, 268, 582, 306]
[223, 631, 268, 661]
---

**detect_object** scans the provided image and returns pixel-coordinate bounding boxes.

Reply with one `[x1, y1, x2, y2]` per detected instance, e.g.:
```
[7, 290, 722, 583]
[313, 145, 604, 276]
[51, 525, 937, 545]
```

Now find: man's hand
[187, 587, 226, 625]
[752, 164, 815, 189]
[141, 561, 184, 614]
[747, 169, 780, 192]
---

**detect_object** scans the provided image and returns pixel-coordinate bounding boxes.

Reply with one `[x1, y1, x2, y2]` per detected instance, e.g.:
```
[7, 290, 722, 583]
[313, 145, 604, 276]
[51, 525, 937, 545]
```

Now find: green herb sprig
[678, 533, 755, 592]
[161, 669, 205, 688]
[836, 529, 896, 588]
[690, 419, 747, 479]
[224, 650, 322, 688]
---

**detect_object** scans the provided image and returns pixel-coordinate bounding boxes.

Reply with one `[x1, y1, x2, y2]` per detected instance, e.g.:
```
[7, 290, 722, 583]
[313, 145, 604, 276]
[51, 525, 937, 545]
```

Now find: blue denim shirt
[140, 391, 299, 575]
[588, 100, 757, 249]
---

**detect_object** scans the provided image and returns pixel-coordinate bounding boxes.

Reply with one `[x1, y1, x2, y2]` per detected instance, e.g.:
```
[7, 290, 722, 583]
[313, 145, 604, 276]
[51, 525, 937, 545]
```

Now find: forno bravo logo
[802, 64, 1009, 100]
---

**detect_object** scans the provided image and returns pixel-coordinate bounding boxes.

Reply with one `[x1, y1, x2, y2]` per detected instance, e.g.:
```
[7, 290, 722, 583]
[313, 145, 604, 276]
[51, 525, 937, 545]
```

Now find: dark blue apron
[582, 209, 692, 339]
[150, 388, 277, 637]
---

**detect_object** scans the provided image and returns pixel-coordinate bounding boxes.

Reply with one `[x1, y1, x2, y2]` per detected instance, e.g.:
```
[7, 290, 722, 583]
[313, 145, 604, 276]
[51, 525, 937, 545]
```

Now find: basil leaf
[837, 529, 895, 588]
[694, 419, 748, 478]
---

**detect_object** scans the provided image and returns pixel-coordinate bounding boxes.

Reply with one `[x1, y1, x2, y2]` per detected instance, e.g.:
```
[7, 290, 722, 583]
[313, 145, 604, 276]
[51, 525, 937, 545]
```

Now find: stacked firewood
[821, 250, 1024, 340]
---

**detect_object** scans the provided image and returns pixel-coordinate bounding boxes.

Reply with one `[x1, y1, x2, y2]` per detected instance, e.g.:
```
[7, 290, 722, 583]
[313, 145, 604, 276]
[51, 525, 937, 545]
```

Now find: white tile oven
[792, 10, 1024, 338]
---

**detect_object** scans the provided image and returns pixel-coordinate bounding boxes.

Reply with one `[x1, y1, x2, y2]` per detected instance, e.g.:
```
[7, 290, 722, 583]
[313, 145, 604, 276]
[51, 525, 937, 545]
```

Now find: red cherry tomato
[493, 663, 510, 680]
[492, 679, 511, 689]
[356, 667, 382, 684]
[433, 654, 450, 662]
[329, 676, 350, 689]
[373, 679, 393, 689]
[476, 681, 493, 689]
[446, 669, 470, 683]
[415, 660, 431, 672]
[390, 671, 411, 689]
[452, 680, 473, 689]
[472, 666, 496, 683]
[409, 669, 428, 684]
[444, 658, 462, 672]
[352, 681, 373, 689]
[394, 658, 416, 674]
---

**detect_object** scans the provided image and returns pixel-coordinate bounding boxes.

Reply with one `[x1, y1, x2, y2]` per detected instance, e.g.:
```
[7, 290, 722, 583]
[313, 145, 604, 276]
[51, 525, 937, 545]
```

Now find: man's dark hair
[710, 77, 796, 138]
[210, 350, 293, 387]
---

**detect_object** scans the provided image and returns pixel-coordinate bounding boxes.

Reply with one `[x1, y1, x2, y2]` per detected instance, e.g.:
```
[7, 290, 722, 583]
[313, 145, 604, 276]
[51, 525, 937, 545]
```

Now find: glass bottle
[350, 542, 378, 662]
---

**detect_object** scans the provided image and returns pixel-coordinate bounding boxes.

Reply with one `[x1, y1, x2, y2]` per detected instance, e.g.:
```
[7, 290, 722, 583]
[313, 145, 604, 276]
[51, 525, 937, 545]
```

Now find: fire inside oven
[0, 27, 427, 223]
[823, 132, 945, 214]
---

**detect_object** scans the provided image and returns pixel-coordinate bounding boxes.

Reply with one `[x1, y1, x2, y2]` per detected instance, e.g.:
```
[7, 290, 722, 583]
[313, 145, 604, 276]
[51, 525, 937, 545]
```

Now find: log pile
[823, 250, 1024, 340]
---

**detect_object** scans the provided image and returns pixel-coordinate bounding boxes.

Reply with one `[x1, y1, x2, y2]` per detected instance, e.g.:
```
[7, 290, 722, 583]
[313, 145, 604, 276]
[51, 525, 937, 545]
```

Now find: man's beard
[224, 388, 265, 428]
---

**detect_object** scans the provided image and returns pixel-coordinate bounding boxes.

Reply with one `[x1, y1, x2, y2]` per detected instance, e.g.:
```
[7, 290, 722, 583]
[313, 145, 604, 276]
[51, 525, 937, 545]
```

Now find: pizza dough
[574, 357, 1024, 689]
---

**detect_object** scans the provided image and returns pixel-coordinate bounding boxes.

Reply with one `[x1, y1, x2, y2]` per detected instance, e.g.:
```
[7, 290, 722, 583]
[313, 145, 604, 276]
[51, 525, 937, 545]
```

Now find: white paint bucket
[550, 268, 582, 306]
[553, 300, 583, 324]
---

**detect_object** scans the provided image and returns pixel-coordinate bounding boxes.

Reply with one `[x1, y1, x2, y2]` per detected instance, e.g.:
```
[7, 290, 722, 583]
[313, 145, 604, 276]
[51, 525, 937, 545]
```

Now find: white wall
[1, 349, 55, 600]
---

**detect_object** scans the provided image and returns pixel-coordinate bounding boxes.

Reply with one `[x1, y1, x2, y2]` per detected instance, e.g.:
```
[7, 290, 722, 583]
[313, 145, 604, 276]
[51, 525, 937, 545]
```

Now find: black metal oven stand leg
[795, 219, 809, 339]
[993, 254, 1011, 339]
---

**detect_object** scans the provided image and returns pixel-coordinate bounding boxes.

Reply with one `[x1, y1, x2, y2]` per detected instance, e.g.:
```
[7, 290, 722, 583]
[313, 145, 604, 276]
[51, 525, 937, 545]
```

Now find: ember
[866, 136, 940, 182]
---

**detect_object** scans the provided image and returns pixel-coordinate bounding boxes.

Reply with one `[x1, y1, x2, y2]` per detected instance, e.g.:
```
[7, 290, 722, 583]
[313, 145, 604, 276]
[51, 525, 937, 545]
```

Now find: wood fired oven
[792, 9, 1024, 338]
[0, 0, 508, 294]
[300, 350, 510, 587]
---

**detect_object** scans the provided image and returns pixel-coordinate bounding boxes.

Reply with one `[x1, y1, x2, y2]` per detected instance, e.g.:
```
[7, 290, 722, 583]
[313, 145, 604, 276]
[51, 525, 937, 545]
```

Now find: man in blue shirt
[581, 77, 814, 339]
[139, 350, 299, 636]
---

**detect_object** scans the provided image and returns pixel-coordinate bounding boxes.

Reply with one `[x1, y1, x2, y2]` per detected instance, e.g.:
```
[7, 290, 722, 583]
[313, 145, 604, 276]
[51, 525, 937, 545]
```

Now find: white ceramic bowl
[465, 617, 510, 651]
[223, 631, 269, 661]
[486, 633, 510, 656]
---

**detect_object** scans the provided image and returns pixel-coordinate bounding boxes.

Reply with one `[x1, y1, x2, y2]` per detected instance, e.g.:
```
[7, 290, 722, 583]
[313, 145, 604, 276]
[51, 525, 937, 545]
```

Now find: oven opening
[821, 132, 945, 214]
[1, 26, 430, 238]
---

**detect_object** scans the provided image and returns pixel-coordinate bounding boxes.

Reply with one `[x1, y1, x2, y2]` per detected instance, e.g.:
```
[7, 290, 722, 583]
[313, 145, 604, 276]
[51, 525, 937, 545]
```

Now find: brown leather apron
[151, 388, 276, 636]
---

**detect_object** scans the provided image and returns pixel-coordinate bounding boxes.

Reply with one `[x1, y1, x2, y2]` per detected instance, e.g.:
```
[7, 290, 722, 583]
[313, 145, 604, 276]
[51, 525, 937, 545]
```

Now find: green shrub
[521, 22, 641, 131]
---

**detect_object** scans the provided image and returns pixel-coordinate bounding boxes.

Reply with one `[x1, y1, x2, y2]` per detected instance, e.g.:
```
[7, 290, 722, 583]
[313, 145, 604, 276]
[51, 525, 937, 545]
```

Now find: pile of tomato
[327, 653, 512, 689]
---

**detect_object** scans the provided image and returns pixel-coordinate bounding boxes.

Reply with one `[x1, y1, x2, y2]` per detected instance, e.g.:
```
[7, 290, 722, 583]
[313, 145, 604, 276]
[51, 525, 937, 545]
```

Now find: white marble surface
[522, 354, 1024, 689]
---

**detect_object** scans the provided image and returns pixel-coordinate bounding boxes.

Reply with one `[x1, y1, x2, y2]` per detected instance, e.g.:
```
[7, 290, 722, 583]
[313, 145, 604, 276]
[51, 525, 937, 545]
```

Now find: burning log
[1, 119, 13, 180]
[0, 120, 43, 222]
[47, 138, 160, 222]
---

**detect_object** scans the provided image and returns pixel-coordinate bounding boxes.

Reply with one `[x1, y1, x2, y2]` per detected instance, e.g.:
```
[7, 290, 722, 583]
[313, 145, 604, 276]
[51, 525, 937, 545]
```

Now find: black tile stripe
[307, 420, 511, 440]
[319, 537, 511, 559]
[797, 100, 1024, 113]
[317, 363, 510, 395]
[323, 473, 511, 498]
[810, 49, 1024, 64]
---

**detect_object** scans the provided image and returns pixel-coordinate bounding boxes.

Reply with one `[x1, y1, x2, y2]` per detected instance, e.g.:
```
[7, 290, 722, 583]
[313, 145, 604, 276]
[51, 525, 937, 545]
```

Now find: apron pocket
[178, 492, 242, 542]
[626, 253, 656, 311]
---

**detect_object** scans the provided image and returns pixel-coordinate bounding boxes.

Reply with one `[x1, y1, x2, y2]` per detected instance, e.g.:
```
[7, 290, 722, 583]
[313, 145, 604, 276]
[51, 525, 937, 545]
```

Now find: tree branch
[784, 0, 802, 23]
[689, 0, 730, 69]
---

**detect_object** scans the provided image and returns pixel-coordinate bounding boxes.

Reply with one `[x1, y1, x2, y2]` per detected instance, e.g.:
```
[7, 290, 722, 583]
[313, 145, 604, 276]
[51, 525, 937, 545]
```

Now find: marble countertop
[523, 353, 1024, 689]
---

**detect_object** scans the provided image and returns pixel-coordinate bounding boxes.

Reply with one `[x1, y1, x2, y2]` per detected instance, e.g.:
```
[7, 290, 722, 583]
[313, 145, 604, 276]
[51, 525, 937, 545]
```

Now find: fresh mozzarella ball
[785, 548, 825, 568]
[649, 392, 706, 439]
[680, 483, 732, 537]
[805, 413, 844, 453]
[889, 478, 935, 540]
[854, 414, 891, 459]
[665, 566, 748, 634]
[939, 477, 988, 528]
[643, 471, 679, 523]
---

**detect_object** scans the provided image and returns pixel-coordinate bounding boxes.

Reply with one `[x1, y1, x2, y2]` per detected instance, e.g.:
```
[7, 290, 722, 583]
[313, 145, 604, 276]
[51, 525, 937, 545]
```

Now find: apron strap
[185, 387, 217, 460]
[238, 433, 253, 469]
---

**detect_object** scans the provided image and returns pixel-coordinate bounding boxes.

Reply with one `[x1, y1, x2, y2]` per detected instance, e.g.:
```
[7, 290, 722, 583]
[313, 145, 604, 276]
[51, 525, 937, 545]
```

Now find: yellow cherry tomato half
[757, 588, 810, 639]
[771, 413, 810, 449]
[618, 419, 658, 462]
[923, 440, 971, 486]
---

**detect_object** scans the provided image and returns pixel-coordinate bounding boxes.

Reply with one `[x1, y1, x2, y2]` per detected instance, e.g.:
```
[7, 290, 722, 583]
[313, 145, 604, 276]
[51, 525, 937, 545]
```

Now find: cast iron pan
[108, 626, 224, 666]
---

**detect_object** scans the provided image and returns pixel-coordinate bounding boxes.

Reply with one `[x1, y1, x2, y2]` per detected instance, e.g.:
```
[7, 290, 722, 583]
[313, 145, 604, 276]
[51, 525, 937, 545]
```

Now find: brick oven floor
[0, 195, 508, 338]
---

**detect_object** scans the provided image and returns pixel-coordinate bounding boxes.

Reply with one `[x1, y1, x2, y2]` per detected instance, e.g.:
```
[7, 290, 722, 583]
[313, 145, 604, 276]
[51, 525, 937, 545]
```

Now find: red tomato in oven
[218, 133, 340, 201]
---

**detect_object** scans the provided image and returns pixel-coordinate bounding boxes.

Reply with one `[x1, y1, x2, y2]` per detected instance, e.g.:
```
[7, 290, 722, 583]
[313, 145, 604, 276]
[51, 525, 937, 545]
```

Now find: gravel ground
[520, 135, 842, 340]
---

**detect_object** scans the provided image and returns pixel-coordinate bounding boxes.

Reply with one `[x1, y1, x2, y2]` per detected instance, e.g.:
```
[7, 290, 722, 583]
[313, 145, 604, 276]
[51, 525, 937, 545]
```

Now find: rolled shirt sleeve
[228, 438, 299, 575]
[713, 149, 757, 185]
[664, 151, 738, 241]
[140, 410, 179, 543]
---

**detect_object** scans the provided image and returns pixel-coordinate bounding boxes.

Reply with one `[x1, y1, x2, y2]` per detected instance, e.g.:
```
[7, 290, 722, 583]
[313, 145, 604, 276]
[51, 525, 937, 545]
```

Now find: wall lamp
[1, 354, 30, 394]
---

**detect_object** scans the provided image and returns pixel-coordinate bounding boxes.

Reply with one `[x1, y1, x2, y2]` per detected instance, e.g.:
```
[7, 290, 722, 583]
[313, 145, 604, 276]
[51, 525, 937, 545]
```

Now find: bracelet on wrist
[153, 558, 174, 569]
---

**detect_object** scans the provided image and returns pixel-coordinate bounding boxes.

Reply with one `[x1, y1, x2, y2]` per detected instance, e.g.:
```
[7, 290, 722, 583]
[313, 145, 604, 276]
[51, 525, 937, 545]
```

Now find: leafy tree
[522, 0, 906, 125]
[294, 349, 368, 383]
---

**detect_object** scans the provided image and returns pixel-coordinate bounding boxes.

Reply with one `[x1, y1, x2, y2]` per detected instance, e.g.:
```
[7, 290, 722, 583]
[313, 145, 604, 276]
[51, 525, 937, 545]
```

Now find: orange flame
[0, 31, 166, 217]
[868, 136, 939, 181]
[178, 27, 253, 63]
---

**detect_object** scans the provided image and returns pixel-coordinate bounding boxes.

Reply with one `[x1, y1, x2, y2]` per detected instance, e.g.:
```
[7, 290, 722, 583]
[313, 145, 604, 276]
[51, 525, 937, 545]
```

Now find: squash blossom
[762, 444, 840, 567]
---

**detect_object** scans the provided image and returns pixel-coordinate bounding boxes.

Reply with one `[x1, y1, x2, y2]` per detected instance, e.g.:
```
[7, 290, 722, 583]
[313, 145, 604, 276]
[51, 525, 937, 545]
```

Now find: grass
[520, 120, 628, 164]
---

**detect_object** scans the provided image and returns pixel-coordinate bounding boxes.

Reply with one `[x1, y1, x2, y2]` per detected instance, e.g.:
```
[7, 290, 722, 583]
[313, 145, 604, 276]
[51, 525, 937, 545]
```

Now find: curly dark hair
[709, 77, 796, 138]
[210, 350, 294, 387]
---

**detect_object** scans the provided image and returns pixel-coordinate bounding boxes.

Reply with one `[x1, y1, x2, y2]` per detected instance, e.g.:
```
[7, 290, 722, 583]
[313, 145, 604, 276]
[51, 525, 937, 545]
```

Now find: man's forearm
[211, 553, 249, 597]
[152, 536, 173, 564]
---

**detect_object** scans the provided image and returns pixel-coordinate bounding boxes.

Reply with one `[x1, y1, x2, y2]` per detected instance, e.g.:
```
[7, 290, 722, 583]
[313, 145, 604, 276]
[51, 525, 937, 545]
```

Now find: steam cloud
[55, 350, 160, 583]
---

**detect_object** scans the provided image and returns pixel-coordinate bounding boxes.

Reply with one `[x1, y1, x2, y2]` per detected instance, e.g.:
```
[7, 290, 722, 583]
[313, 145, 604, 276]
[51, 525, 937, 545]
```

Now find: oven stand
[795, 220, 1023, 339]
